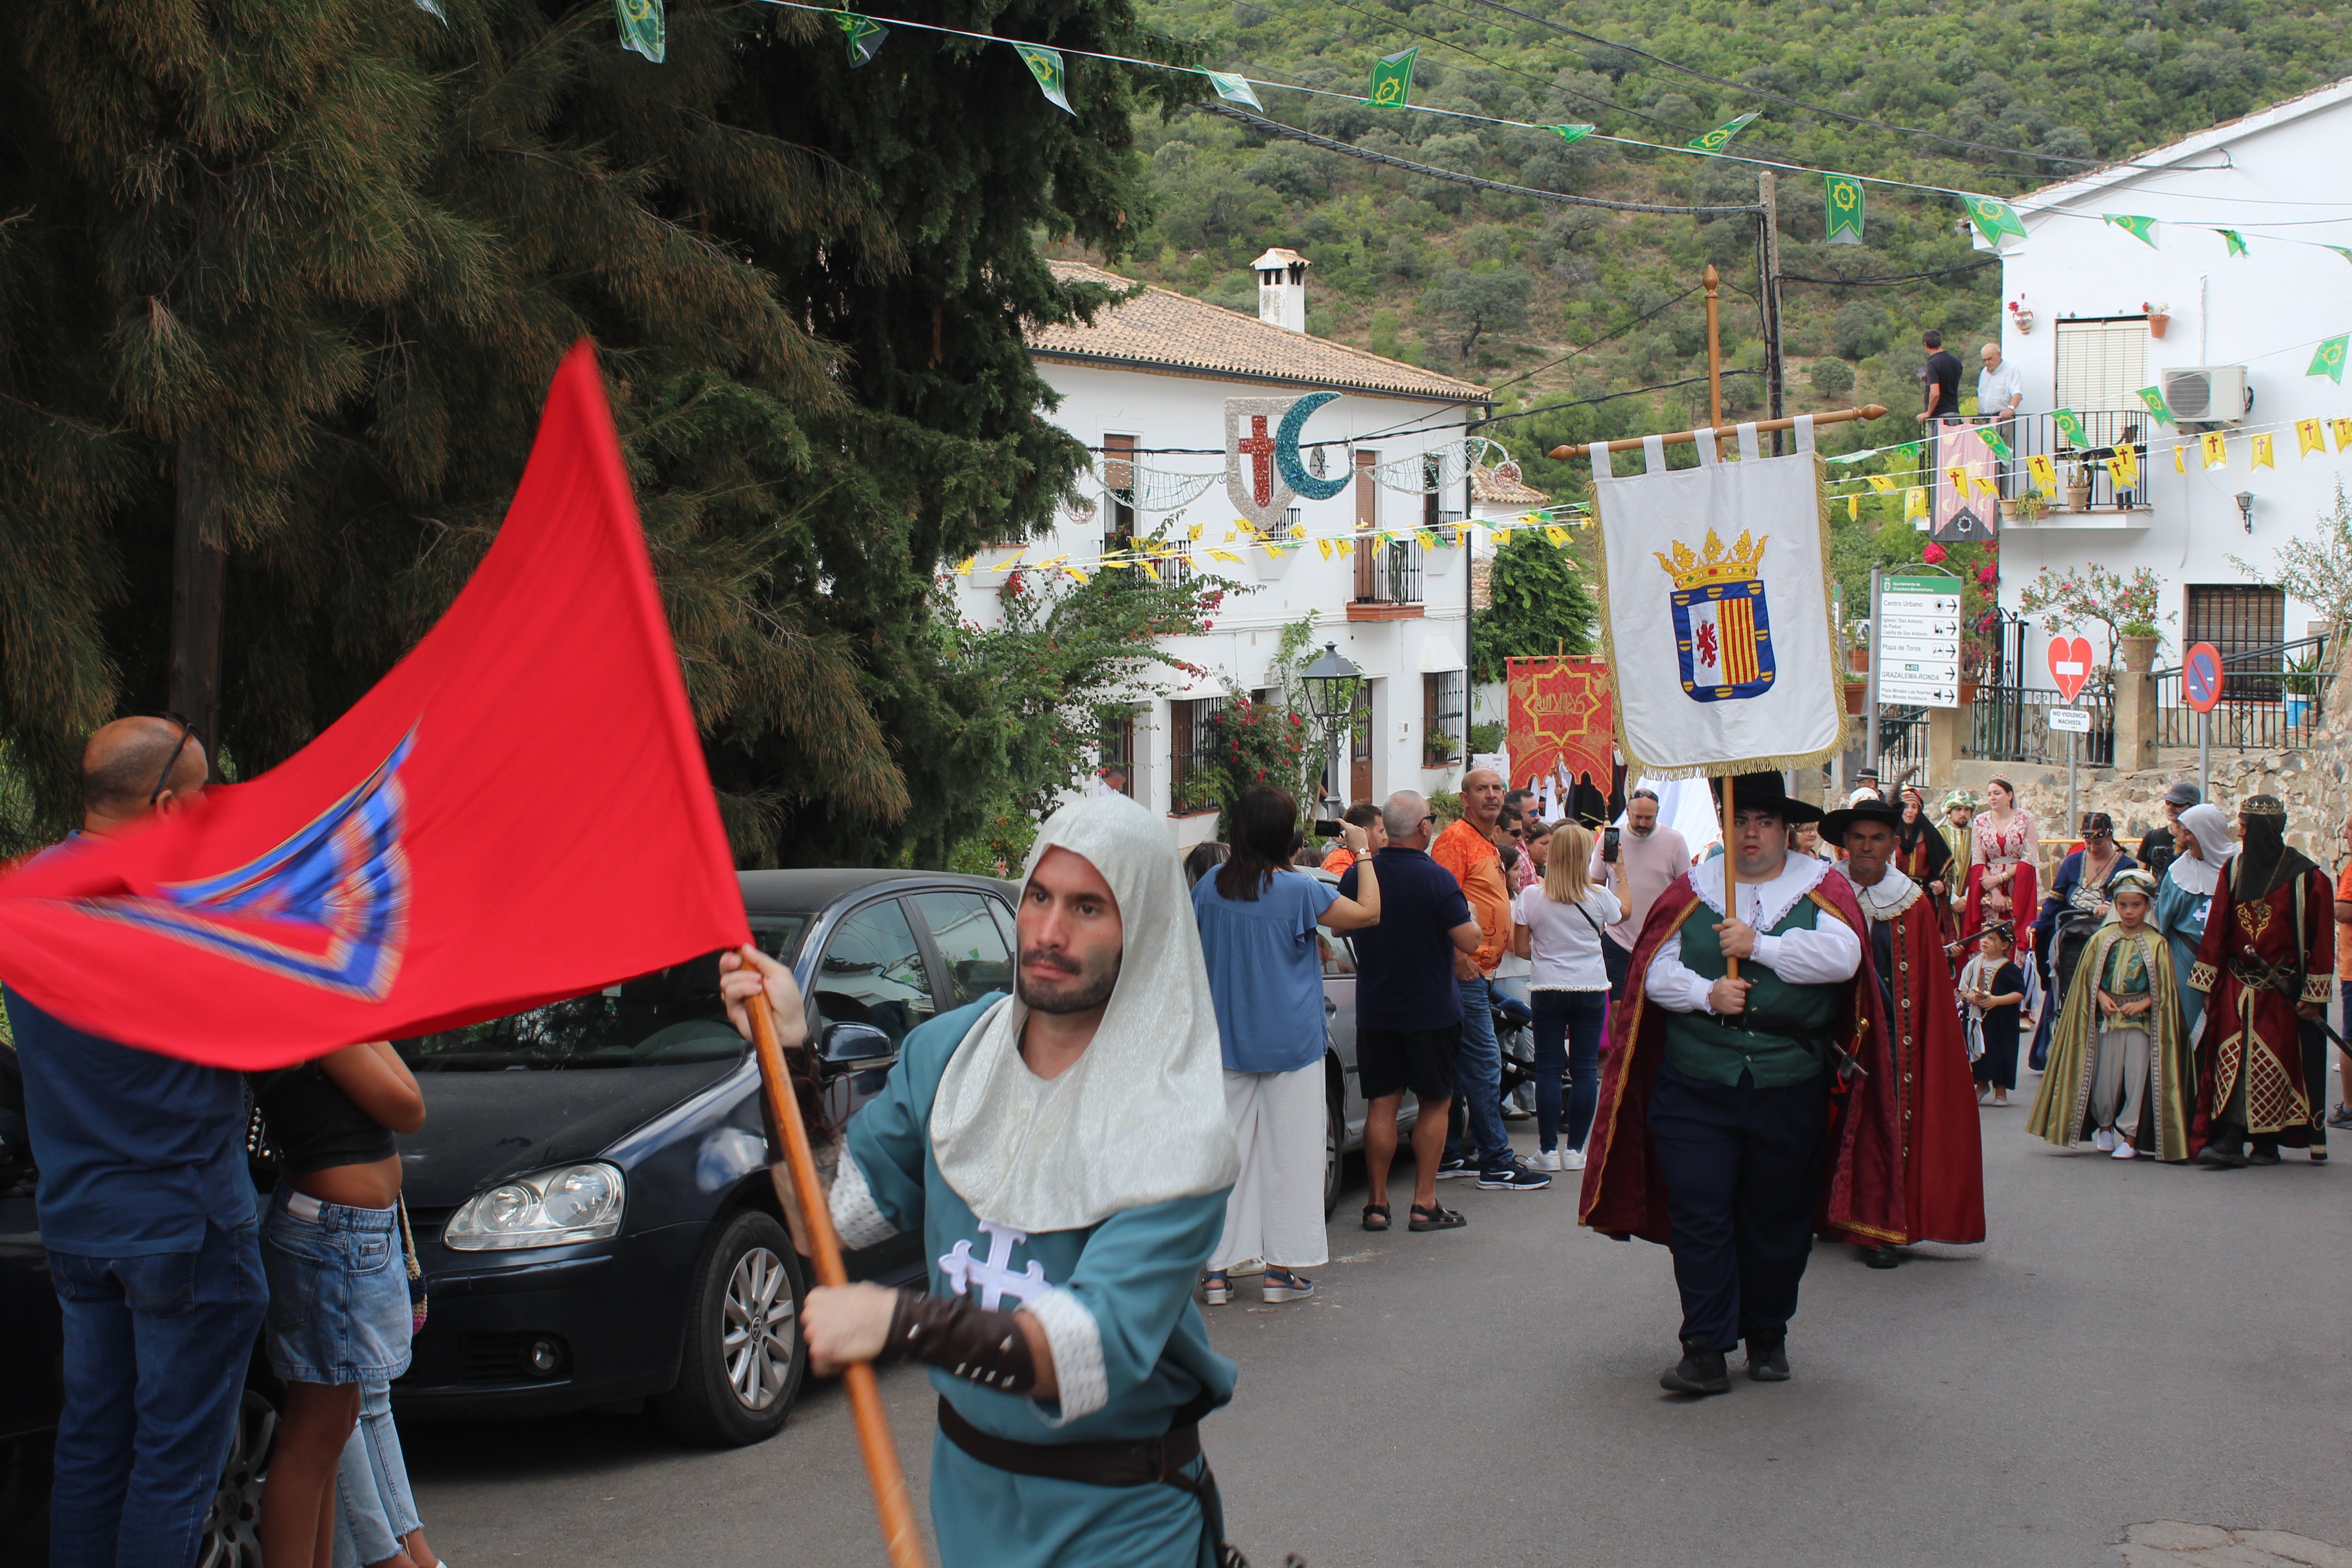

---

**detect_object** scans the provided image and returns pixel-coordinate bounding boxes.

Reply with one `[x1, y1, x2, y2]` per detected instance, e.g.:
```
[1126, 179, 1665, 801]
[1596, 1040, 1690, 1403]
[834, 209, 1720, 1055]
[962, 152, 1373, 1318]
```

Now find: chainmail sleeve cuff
[828, 1153, 898, 1251]
[1024, 1287, 1107, 1425]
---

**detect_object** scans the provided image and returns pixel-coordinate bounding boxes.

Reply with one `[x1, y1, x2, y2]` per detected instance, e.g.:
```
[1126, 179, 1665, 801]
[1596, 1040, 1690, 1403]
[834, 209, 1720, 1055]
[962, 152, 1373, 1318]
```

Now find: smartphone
[1313, 818, 1343, 838]
[1603, 826, 1621, 862]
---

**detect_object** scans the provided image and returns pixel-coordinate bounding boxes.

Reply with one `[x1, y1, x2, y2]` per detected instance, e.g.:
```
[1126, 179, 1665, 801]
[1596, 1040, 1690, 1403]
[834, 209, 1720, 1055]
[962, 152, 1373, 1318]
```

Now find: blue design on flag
[82, 731, 417, 998]
[1671, 581, 1775, 702]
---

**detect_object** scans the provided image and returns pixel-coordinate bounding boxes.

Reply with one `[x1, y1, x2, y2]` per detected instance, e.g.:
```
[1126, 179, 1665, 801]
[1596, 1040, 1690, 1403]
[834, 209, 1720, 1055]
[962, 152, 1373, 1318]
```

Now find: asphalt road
[408, 1092, 2352, 1568]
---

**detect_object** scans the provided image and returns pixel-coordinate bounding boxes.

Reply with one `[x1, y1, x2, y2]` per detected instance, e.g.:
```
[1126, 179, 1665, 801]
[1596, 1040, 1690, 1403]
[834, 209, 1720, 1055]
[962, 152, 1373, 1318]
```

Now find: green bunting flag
[835, 10, 887, 66]
[1016, 44, 1075, 114]
[2312, 335, 2350, 386]
[2050, 407, 2087, 447]
[1962, 194, 2027, 245]
[2331, 246, 2352, 268]
[1980, 430, 2013, 461]
[1205, 71, 1261, 110]
[2216, 228, 2249, 257]
[2103, 213, 2159, 247]
[614, 0, 664, 62]
[2136, 385, 2176, 426]
[1550, 123, 1595, 144]
[1686, 112, 1759, 153]
[1823, 174, 1864, 245]
[1366, 47, 1416, 108]
[1886, 441, 1922, 464]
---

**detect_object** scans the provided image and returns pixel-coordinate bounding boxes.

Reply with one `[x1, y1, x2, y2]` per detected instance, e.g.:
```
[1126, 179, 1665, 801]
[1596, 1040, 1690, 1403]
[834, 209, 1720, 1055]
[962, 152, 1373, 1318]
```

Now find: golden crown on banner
[1651, 528, 1766, 591]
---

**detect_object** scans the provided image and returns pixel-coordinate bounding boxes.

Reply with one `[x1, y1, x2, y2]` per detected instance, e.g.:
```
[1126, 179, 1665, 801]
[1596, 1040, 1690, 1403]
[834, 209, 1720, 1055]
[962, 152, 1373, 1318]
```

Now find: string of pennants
[950, 505, 1592, 584]
[597, 0, 2352, 259]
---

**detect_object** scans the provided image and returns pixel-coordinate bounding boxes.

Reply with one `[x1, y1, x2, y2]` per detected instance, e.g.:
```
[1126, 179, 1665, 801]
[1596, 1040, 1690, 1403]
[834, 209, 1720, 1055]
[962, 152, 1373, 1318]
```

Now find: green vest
[1661, 892, 1842, 1088]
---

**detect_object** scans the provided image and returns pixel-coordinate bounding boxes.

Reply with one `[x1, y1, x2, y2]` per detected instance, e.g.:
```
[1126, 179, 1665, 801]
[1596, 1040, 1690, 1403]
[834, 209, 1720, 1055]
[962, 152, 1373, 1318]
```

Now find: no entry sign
[2185, 641, 2225, 713]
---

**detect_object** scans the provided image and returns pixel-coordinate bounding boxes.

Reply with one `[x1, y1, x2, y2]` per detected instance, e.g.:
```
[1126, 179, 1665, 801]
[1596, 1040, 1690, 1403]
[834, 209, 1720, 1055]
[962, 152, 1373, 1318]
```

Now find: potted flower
[2284, 645, 2325, 728]
[2063, 460, 2093, 513]
[2144, 300, 2170, 339]
[2117, 620, 2161, 674]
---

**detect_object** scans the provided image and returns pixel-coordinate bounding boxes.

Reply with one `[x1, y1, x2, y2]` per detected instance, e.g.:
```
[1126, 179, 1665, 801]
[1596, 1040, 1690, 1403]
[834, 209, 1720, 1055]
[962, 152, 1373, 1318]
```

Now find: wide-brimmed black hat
[1821, 797, 1906, 843]
[1715, 770, 1823, 826]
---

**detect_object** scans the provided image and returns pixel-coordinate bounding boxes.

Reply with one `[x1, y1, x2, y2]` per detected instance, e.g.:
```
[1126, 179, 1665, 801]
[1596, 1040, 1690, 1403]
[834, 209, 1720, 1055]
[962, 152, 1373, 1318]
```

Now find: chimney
[1253, 248, 1310, 333]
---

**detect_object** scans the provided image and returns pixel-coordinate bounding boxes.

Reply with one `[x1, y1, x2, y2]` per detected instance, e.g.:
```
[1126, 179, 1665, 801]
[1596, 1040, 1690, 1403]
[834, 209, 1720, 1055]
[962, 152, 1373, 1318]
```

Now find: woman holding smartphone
[252, 1043, 427, 1568]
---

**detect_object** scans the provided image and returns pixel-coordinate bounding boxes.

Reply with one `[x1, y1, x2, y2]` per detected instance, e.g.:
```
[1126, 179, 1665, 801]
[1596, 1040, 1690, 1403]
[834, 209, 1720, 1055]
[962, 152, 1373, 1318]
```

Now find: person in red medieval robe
[2191, 794, 2334, 1167]
[1578, 773, 1905, 1397]
[1823, 798, 1985, 1266]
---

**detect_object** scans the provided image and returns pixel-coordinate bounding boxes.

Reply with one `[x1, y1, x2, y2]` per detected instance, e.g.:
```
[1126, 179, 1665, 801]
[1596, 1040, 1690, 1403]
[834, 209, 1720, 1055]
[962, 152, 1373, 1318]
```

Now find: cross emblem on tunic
[939, 1220, 1049, 1311]
[1238, 416, 1278, 506]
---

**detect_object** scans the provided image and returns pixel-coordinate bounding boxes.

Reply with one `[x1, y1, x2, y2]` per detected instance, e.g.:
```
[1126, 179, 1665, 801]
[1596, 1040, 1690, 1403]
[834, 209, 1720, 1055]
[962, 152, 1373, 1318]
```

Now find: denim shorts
[262, 1187, 413, 1385]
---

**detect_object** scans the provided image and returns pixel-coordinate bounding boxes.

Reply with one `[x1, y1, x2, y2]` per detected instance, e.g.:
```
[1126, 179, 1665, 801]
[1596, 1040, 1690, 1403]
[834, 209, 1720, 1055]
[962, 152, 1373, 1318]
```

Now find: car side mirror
[819, 1021, 896, 1068]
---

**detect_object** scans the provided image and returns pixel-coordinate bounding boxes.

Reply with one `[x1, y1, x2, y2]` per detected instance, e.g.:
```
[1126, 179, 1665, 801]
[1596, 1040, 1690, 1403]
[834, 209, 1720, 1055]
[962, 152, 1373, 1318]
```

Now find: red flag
[0, 343, 749, 1069]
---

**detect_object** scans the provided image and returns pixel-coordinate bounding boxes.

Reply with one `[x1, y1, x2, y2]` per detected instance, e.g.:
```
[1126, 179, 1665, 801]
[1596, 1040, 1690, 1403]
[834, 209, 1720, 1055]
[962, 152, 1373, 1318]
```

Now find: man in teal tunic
[723, 792, 1243, 1568]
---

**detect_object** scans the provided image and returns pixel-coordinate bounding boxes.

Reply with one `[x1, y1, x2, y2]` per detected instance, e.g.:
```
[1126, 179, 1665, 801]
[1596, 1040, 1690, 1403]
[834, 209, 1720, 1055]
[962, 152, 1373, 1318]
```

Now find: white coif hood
[929, 793, 1240, 1234]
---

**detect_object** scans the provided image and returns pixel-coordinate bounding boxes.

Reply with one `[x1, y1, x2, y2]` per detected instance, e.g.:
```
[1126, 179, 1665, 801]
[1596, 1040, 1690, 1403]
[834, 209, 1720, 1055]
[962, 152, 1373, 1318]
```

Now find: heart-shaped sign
[2047, 636, 2094, 702]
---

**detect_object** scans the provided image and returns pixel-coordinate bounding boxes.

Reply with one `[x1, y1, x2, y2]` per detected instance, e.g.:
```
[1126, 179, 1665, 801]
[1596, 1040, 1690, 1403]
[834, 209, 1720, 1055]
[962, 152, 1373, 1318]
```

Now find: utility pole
[1758, 169, 1785, 455]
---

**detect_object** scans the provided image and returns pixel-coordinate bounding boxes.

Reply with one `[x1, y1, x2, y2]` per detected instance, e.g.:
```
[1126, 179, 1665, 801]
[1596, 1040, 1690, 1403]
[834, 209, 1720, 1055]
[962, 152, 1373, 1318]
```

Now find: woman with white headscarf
[2155, 802, 2236, 1037]
[720, 792, 1245, 1568]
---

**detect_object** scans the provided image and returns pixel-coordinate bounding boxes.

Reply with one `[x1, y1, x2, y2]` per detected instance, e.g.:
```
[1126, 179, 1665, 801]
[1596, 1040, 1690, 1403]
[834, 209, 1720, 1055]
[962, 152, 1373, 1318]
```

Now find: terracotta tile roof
[1471, 464, 1549, 505]
[1032, 260, 1488, 403]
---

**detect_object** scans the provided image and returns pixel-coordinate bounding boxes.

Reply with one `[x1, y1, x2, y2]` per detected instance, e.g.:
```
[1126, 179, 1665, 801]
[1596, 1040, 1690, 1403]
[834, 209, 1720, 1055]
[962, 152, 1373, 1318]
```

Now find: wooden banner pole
[1720, 774, 1739, 983]
[1546, 404, 1889, 462]
[1703, 264, 1723, 428]
[749, 999, 928, 1568]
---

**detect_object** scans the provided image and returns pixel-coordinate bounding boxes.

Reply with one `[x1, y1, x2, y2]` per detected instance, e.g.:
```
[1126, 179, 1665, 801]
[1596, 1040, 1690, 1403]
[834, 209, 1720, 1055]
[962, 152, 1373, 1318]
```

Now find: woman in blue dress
[2152, 802, 2235, 1038]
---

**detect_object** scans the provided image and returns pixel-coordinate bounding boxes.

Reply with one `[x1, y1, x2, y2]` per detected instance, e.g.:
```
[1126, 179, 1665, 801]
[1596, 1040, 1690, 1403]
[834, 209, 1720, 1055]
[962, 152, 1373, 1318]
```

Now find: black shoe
[1659, 1337, 1730, 1396]
[1860, 1245, 1901, 1269]
[2248, 1145, 2282, 1167]
[1434, 1154, 1476, 1181]
[1745, 1336, 1790, 1382]
[2197, 1143, 2248, 1169]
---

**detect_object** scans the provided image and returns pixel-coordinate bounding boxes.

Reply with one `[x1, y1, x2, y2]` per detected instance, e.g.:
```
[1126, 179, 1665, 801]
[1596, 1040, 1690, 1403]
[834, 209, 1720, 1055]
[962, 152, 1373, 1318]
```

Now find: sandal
[1201, 1271, 1232, 1305]
[1361, 1203, 1391, 1232]
[1408, 1202, 1467, 1232]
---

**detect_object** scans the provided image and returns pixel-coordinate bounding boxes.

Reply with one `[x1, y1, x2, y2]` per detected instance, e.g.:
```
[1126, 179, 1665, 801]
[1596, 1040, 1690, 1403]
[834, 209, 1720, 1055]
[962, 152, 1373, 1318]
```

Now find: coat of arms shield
[1225, 397, 1298, 532]
[1656, 529, 1776, 703]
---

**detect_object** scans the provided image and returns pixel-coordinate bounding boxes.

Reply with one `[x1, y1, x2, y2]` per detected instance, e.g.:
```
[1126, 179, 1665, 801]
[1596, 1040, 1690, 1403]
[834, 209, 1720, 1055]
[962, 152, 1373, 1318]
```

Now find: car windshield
[396, 917, 808, 1071]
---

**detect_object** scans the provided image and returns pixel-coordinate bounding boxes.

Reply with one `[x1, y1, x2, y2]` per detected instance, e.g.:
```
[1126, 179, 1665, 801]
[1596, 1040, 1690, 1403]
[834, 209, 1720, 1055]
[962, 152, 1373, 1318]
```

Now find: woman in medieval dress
[1965, 775, 2038, 948]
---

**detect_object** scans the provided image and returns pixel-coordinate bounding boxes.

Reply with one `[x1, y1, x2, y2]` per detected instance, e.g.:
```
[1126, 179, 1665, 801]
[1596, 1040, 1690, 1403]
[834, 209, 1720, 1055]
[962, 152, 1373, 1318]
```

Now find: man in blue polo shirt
[8, 716, 266, 1568]
[1339, 791, 1483, 1234]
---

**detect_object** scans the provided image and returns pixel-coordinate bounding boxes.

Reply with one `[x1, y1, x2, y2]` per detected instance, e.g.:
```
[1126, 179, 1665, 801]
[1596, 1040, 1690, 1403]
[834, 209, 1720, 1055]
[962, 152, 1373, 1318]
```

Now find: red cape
[1881, 885, 1986, 1244]
[1578, 866, 1908, 1248]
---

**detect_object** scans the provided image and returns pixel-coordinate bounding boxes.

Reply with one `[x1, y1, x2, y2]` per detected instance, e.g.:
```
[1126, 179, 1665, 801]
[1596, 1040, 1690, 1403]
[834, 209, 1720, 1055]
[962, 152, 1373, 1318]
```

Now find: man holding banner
[1578, 416, 1905, 1394]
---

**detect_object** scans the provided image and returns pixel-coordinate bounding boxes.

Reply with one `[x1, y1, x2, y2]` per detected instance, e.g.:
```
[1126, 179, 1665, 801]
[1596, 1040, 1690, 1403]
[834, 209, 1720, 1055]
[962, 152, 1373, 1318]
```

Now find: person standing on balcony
[1978, 342, 2025, 492]
[1917, 332, 1964, 427]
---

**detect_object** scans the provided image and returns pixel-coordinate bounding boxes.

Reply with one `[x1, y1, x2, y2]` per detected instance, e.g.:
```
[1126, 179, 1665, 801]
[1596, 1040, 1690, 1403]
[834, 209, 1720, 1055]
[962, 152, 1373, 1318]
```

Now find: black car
[387, 869, 1020, 1446]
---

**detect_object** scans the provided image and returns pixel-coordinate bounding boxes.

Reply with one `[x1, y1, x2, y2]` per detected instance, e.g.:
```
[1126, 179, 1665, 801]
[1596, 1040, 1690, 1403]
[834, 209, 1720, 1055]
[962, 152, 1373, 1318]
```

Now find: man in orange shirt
[1430, 768, 1552, 1190]
[1321, 803, 1386, 876]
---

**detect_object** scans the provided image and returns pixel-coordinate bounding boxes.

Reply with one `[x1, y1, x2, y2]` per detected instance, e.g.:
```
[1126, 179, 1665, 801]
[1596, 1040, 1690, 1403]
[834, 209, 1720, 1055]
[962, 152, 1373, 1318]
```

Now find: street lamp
[2234, 490, 2255, 533]
[1298, 642, 1362, 808]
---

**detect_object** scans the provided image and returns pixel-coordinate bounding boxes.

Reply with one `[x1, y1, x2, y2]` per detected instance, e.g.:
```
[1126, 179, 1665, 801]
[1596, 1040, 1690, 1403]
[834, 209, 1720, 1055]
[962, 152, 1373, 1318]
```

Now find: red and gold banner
[1506, 656, 1614, 789]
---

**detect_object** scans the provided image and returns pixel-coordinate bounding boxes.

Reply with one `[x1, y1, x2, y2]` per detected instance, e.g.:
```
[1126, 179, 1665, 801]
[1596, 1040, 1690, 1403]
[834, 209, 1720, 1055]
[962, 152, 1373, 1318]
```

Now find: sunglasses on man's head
[142, 712, 199, 807]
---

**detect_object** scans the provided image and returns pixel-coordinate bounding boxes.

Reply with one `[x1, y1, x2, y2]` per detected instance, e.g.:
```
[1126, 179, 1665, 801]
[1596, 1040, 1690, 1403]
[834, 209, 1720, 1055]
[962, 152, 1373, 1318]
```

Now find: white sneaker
[2094, 1127, 2117, 1152]
[1563, 1147, 1588, 1171]
[2112, 1140, 2137, 1160]
[1527, 1148, 1564, 1172]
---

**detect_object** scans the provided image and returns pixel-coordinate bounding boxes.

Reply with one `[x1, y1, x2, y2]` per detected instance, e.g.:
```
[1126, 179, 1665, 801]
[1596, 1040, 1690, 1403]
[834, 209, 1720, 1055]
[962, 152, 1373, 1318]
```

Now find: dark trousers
[1531, 990, 1607, 1153]
[1649, 1064, 1831, 1352]
[46, 1217, 268, 1568]
[1602, 938, 1632, 1004]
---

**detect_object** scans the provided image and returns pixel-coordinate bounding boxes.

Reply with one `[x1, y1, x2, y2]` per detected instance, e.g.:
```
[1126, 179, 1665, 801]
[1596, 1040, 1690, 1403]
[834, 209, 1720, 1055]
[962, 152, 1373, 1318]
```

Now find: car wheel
[195, 1388, 274, 1568]
[1323, 1090, 1345, 1219]
[655, 1208, 807, 1447]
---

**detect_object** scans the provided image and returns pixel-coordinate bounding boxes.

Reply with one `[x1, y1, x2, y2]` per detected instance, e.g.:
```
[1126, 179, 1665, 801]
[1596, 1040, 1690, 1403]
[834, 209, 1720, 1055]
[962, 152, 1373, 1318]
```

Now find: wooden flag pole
[1545, 405, 1889, 462]
[748, 1000, 928, 1568]
[1720, 774, 1739, 982]
[1703, 263, 1723, 428]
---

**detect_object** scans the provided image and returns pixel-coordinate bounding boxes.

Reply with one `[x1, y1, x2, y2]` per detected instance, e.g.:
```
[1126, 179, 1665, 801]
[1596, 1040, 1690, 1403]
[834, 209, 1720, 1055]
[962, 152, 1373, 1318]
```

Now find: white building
[1984, 76, 2352, 670]
[956, 254, 1491, 845]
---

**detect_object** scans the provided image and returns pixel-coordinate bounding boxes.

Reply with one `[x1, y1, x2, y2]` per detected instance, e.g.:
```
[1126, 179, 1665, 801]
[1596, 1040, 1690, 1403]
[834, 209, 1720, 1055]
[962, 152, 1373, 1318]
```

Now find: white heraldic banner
[1592, 418, 1845, 777]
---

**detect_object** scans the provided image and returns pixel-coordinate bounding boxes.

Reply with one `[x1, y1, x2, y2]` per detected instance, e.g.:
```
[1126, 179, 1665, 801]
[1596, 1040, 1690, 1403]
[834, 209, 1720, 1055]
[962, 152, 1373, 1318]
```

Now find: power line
[1779, 259, 2001, 286]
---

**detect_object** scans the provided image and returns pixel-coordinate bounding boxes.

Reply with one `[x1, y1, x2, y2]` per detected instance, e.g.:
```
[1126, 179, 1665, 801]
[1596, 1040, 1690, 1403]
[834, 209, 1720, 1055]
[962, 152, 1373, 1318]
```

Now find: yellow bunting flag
[1289, 523, 1308, 540]
[2172, 444, 2186, 473]
[1945, 465, 1968, 495]
[1317, 537, 1333, 560]
[1264, 543, 1287, 561]
[2335, 417, 2352, 452]
[1223, 528, 1238, 543]
[1972, 475, 1999, 498]
[2027, 452, 2058, 495]
[2110, 445, 2139, 487]
[1062, 565, 1090, 584]
[1866, 474, 1897, 495]
[953, 556, 976, 576]
[1416, 528, 1440, 550]
[1846, 495, 1859, 520]
[1539, 524, 1567, 545]
[2200, 431, 2227, 469]
[1905, 487, 1927, 519]
[1141, 559, 1161, 581]
[2251, 432, 2275, 470]
[2299, 418, 2328, 457]
[1189, 522, 1204, 541]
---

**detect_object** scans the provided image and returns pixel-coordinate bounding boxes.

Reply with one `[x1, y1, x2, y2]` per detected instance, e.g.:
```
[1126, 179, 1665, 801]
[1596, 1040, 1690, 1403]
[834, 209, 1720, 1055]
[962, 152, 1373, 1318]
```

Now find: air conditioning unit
[2162, 365, 2249, 424]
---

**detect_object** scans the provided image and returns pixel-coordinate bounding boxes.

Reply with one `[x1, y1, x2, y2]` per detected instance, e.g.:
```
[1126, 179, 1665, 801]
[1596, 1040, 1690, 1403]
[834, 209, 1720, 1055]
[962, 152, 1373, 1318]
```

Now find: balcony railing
[1362, 538, 1423, 605]
[1966, 682, 2117, 765]
[1932, 408, 2155, 517]
[2152, 634, 2332, 751]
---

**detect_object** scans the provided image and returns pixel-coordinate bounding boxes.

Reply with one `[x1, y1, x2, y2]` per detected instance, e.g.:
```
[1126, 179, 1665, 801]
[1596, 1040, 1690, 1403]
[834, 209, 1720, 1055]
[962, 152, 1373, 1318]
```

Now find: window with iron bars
[1422, 671, 1465, 767]
[1098, 710, 1136, 797]
[1169, 696, 1226, 814]
[2186, 584, 2286, 700]
[1366, 537, 1424, 604]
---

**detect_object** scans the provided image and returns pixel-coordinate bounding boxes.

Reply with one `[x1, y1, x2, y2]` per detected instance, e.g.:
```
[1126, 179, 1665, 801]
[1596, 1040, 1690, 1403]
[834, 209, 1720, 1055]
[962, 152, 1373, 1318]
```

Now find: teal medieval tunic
[833, 996, 1237, 1568]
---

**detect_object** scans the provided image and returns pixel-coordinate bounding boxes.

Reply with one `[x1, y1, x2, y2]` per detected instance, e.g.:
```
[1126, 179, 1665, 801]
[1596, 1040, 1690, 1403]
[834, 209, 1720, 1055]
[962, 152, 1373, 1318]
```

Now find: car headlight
[443, 1163, 626, 1251]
